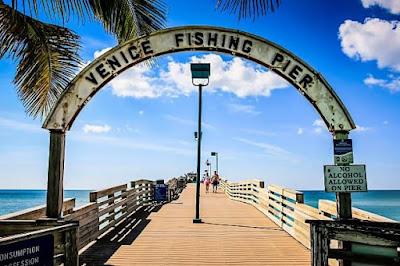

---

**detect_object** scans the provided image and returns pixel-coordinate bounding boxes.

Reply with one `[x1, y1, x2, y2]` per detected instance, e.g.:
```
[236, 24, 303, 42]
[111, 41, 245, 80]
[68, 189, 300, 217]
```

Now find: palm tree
[0, 0, 166, 118]
[0, 0, 279, 119]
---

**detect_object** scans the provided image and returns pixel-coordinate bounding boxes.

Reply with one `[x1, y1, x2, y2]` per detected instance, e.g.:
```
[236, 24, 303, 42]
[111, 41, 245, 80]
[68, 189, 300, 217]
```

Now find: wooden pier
[101, 183, 310, 265]
[1, 178, 398, 266]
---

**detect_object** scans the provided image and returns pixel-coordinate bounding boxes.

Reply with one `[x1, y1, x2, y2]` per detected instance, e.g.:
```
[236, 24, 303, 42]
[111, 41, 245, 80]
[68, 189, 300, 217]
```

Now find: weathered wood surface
[307, 220, 400, 266]
[96, 184, 311, 265]
[46, 130, 66, 218]
[221, 179, 395, 250]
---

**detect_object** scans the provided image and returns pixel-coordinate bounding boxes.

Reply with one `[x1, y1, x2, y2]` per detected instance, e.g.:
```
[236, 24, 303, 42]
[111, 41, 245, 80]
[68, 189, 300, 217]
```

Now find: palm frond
[216, 0, 281, 19]
[89, 0, 167, 42]
[0, 3, 81, 118]
[10, 0, 91, 22]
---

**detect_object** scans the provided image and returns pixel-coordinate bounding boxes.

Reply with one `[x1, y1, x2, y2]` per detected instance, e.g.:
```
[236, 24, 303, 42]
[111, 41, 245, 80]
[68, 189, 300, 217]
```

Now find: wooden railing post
[46, 130, 66, 218]
[65, 226, 79, 266]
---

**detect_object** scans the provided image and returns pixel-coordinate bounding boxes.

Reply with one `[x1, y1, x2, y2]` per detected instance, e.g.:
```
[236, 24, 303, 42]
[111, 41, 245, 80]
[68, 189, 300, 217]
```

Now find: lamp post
[191, 63, 210, 224]
[211, 152, 218, 174]
[206, 159, 211, 177]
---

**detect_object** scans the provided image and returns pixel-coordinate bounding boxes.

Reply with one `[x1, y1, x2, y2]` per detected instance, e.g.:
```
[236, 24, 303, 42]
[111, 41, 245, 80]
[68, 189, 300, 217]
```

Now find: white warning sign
[324, 165, 367, 192]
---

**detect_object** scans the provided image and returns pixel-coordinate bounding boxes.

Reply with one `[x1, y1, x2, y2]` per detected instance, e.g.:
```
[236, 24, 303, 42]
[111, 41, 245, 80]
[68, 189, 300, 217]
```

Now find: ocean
[0, 190, 399, 221]
[0, 190, 91, 216]
[303, 190, 400, 221]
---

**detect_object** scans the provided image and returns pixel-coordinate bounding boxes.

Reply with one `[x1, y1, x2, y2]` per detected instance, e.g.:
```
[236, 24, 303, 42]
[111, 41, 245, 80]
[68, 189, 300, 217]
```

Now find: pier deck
[82, 184, 310, 265]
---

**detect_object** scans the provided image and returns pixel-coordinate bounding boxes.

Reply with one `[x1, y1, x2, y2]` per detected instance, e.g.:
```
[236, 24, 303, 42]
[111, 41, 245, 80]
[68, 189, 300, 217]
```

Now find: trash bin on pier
[154, 181, 168, 202]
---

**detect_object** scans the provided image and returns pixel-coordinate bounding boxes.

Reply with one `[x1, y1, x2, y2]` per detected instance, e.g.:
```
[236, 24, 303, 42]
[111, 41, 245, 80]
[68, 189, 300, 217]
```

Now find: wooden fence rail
[220, 179, 395, 249]
[0, 177, 185, 255]
[307, 220, 400, 266]
[0, 179, 159, 252]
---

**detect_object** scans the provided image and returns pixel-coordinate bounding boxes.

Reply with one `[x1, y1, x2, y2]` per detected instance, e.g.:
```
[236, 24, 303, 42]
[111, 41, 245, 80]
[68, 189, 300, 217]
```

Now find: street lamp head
[191, 63, 210, 86]
[211, 152, 217, 156]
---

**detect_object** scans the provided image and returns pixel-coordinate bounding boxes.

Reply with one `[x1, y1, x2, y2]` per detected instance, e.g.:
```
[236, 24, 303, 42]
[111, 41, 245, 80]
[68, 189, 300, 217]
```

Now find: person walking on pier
[212, 171, 220, 193]
[204, 176, 211, 193]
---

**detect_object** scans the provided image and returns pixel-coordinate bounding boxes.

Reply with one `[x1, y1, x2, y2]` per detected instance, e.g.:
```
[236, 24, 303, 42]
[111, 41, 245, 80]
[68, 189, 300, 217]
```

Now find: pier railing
[220, 179, 395, 249]
[0, 178, 185, 254]
[307, 219, 400, 266]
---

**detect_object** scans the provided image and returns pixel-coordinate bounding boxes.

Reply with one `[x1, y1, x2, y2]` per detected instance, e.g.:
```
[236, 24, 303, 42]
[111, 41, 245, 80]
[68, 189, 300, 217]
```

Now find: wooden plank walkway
[82, 184, 310, 265]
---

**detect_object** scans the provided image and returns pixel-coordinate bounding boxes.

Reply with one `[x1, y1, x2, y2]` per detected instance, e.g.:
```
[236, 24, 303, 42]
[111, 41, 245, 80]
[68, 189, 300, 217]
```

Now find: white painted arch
[43, 25, 356, 132]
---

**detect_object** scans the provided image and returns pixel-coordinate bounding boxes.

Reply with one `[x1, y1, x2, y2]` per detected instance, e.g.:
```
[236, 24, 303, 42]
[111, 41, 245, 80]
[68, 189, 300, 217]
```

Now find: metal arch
[42, 25, 356, 132]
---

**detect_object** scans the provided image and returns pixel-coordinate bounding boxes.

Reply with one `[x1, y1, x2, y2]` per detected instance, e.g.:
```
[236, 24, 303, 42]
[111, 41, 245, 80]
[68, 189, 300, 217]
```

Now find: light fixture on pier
[191, 63, 210, 224]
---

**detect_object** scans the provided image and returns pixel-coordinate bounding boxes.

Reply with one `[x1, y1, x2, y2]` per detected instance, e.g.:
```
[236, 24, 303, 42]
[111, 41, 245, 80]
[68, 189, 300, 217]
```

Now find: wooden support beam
[46, 130, 66, 218]
[333, 131, 352, 266]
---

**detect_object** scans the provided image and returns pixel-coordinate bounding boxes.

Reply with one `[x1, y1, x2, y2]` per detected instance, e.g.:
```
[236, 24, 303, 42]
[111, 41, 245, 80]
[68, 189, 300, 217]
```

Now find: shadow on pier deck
[81, 184, 310, 265]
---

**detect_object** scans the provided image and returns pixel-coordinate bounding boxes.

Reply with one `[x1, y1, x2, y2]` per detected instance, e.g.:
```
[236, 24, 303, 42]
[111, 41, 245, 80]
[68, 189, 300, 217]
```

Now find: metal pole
[193, 84, 203, 223]
[216, 153, 219, 174]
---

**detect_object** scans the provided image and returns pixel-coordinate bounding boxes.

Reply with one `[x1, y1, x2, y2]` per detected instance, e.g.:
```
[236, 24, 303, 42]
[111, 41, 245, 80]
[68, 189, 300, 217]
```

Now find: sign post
[333, 132, 353, 220]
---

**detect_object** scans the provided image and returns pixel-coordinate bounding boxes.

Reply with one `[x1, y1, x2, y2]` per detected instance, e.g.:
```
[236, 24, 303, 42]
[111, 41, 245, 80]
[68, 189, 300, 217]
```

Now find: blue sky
[0, 0, 399, 190]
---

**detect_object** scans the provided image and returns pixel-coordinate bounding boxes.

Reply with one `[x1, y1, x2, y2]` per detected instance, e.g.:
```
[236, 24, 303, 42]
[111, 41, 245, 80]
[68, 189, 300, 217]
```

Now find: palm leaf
[0, 3, 81, 118]
[10, 0, 91, 22]
[89, 0, 167, 42]
[216, 0, 281, 19]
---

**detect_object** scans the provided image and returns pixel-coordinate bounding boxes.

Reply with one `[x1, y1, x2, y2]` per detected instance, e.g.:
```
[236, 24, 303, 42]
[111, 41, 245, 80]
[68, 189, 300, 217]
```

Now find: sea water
[0, 190, 91, 216]
[303, 190, 400, 221]
[0, 189, 399, 221]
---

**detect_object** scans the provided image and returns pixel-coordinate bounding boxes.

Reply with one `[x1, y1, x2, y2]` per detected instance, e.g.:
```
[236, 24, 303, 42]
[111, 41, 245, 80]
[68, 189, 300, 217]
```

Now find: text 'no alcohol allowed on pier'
[324, 165, 367, 193]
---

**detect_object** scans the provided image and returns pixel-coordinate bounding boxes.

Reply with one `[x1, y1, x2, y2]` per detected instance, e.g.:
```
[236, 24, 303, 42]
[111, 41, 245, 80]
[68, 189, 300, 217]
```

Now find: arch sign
[43, 26, 355, 132]
[43, 26, 357, 218]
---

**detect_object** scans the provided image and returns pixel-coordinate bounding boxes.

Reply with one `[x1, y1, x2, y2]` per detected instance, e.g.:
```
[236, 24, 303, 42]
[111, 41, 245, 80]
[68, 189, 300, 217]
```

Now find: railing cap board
[318, 200, 395, 222]
[63, 202, 98, 221]
[0, 198, 75, 220]
[306, 219, 400, 243]
[268, 184, 284, 194]
[0, 222, 79, 245]
[90, 184, 128, 201]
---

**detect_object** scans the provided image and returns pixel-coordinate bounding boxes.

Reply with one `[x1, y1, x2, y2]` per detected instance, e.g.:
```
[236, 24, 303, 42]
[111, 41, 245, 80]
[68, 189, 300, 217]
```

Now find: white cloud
[339, 18, 400, 71]
[138, 110, 144, 115]
[226, 103, 261, 115]
[354, 124, 370, 132]
[83, 124, 111, 134]
[109, 64, 169, 98]
[108, 54, 288, 100]
[313, 119, 325, 127]
[383, 120, 389, 125]
[364, 74, 400, 92]
[0, 117, 42, 133]
[297, 128, 304, 135]
[361, 0, 400, 14]
[94, 47, 112, 59]
[312, 119, 327, 135]
[233, 137, 292, 157]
